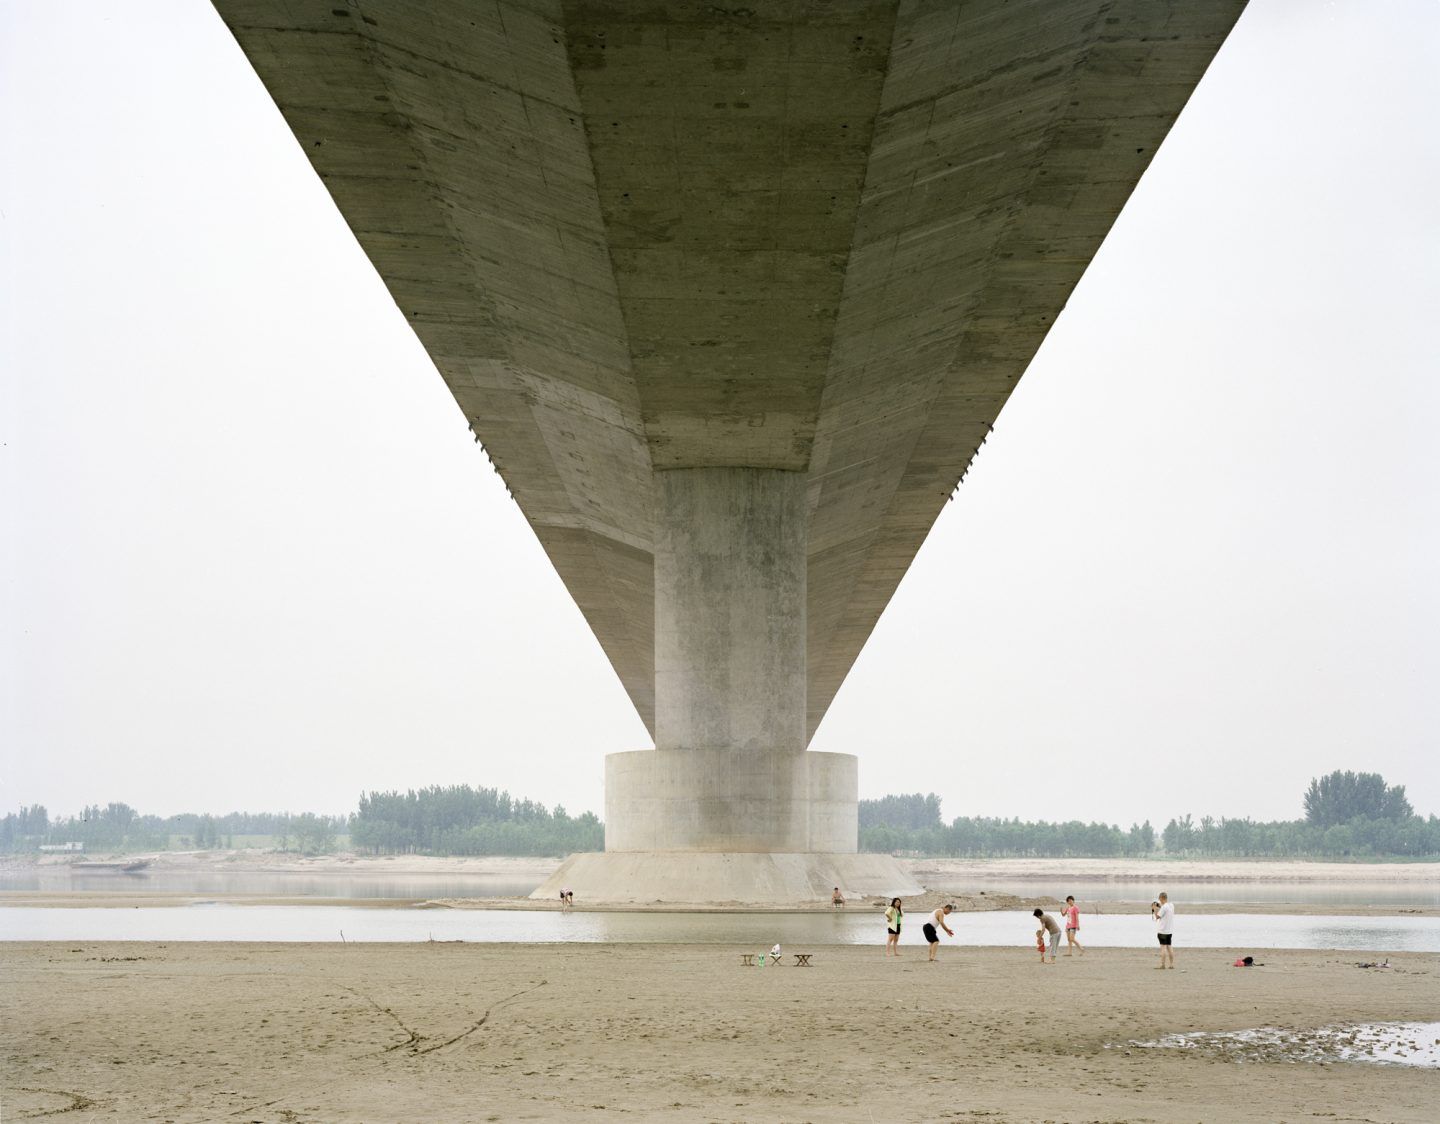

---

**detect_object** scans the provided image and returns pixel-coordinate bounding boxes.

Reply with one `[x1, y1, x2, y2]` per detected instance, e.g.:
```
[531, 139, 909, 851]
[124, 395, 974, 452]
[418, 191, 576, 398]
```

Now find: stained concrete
[212, 0, 1247, 742]
[654, 468, 806, 755]
[605, 748, 856, 854]
[212, 3, 1246, 895]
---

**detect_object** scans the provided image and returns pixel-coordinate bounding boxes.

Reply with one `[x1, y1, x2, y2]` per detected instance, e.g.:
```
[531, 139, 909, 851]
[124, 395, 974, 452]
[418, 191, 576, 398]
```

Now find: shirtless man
[923, 904, 955, 961]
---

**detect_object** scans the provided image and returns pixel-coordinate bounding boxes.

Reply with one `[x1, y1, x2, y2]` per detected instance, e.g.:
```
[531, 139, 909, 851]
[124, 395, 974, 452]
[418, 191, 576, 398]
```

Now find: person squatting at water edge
[1152, 892, 1176, 969]
[1033, 908, 1061, 963]
[924, 904, 955, 961]
[884, 898, 903, 957]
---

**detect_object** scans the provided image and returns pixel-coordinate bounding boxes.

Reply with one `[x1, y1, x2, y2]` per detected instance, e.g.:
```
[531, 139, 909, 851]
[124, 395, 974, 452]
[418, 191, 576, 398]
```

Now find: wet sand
[2, 941, 1434, 1122]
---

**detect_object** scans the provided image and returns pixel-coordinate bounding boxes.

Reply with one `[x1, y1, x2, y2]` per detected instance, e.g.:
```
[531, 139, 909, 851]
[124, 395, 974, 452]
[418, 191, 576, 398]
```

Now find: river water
[2, 870, 1435, 907]
[2, 904, 1437, 951]
[965, 877, 1439, 908]
[0, 871, 543, 899]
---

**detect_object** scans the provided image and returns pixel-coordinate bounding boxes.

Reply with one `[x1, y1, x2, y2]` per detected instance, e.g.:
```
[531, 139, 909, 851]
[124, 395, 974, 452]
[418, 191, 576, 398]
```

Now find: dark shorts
[923, 922, 939, 944]
[1157, 933, 1173, 946]
[887, 928, 899, 936]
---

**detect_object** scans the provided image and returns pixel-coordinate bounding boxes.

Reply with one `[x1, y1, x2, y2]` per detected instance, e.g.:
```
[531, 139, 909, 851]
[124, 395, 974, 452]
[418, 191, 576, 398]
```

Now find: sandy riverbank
[4, 850, 563, 878]
[2, 889, 1432, 917]
[912, 856, 1440, 883]
[5, 892, 1428, 915]
[421, 891, 1435, 918]
[10, 852, 1438, 883]
[2, 941, 1434, 1122]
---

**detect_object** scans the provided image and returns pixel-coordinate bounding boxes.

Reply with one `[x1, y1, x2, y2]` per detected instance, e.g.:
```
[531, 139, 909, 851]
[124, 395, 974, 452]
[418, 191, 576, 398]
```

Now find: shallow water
[1128, 1021, 1440, 1068]
[3, 870, 1435, 907]
[0, 871, 542, 899]
[965, 877, 1439, 909]
[2, 905, 1437, 950]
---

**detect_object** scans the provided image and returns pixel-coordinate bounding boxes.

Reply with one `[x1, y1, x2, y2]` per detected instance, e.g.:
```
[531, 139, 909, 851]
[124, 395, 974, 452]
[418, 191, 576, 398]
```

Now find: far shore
[3, 851, 561, 877]
[7, 850, 1438, 881]
[1, 851, 1434, 915]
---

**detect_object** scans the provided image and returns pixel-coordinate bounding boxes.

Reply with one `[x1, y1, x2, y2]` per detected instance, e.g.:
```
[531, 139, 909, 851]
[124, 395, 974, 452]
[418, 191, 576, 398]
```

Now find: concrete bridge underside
[215, 0, 1245, 901]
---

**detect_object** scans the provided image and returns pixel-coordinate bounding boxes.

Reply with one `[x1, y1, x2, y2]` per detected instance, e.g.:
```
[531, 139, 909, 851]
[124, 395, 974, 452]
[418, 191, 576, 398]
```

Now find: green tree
[858, 793, 943, 831]
[1162, 814, 1196, 854]
[1303, 771, 1412, 828]
[292, 813, 337, 854]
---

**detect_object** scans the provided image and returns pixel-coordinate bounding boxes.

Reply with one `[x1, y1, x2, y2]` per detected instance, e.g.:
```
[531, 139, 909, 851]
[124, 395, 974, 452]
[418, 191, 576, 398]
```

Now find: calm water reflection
[962, 878, 1440, 908]
[2, 906, 1436, 951]
[3, 871, 1436, 907]
[0, 871, 543, 899]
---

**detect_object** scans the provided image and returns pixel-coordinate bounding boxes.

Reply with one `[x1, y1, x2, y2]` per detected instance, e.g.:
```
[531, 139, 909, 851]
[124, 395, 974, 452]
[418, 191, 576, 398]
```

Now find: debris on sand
[1122, 1021, 1440, 1068]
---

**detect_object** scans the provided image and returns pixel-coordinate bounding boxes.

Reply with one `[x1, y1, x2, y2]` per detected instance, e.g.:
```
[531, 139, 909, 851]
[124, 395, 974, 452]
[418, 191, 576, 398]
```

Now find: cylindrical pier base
[605, 749, 857, 853]
[601, 466, 864, 875]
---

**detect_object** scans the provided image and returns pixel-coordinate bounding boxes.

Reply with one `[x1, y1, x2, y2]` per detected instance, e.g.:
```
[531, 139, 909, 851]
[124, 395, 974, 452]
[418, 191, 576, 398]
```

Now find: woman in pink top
[1063, 895, 1084, 956]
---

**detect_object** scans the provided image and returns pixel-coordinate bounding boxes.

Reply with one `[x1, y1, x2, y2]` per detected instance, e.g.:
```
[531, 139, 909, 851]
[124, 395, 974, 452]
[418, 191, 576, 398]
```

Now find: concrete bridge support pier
[536, 468, 919, 904]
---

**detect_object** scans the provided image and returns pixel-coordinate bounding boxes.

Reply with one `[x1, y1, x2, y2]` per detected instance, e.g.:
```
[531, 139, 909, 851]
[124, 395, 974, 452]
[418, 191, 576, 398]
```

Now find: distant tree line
[860, 807, 1159, 858]
[0, 786, 592, 858]
[350, 785, 602, 857]
[0, 803, 346, 855]
[7, 771, 1430, 860]
[858, 792, 943, 831]
[859, 773, 1439, 859]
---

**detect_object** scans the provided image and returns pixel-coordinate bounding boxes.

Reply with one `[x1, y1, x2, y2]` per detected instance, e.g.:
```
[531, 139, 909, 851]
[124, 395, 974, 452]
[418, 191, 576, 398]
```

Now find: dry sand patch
[2, 941, 1436, 1122]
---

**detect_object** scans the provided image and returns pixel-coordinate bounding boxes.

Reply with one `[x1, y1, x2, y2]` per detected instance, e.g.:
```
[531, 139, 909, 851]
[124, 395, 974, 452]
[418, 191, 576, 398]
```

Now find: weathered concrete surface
[654, 468, 806, 754]
[531, 849, 920, 904]
[212, 0, 1247, 741]
[605, 748, 856, 853]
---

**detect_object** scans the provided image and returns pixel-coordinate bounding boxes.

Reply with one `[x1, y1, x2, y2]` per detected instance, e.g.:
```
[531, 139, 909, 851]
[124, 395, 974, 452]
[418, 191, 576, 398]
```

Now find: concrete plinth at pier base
[605, 749, 858, 853]
[531, 851, 920, 906]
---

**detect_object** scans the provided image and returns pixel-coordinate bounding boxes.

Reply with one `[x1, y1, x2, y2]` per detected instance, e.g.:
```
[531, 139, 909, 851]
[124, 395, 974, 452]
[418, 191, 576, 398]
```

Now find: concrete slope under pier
[533, 851, 921, 905]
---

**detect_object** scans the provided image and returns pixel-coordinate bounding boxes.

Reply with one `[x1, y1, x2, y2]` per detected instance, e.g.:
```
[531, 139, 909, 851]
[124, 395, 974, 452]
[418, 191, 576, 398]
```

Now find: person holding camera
[1151, 892, 1175, 969]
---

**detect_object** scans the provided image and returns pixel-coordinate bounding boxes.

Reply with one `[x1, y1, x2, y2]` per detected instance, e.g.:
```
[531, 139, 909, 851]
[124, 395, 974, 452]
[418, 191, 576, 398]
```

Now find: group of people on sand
[881, 891, 1177, 967]
[883, 898, 955, 960]
[1033, 895, 1084, 962]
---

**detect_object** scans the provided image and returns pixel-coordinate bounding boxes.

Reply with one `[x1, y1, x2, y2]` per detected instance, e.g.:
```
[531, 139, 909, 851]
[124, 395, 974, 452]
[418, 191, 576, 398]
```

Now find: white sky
[2, 0, 1436, 826]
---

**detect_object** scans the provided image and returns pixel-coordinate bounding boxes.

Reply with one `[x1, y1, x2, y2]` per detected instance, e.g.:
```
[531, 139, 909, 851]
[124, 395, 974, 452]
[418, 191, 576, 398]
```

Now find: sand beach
[2, 940, 1435, 1122]
[4, 855, 1436, 1120]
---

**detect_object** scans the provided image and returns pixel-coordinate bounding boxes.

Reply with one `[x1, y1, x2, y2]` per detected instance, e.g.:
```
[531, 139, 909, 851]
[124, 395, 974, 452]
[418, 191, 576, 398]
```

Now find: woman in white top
[884, 898, 903, 957]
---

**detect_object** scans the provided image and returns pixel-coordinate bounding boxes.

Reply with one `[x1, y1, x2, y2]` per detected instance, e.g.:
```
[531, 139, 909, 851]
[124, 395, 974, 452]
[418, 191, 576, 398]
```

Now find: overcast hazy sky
[2, 0, 1436, 827]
